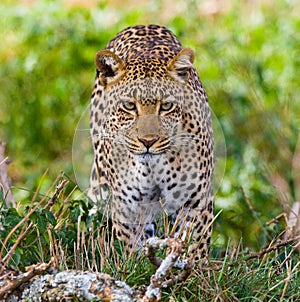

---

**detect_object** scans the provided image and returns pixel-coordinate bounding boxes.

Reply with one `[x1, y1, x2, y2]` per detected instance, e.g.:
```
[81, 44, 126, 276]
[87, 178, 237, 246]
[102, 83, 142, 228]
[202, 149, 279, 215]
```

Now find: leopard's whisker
[90, 133, 127, 149]
[170, 132, 208, 148]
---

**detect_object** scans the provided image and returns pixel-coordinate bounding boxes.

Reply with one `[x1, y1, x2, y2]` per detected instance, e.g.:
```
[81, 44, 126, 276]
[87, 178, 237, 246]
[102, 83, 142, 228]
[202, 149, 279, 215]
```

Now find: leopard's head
[94, 48, 195, 157]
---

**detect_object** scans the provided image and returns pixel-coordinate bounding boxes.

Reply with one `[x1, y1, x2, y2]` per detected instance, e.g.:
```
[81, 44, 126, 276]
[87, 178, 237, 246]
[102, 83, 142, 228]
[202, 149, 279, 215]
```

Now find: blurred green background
[1, 0, 299, 249]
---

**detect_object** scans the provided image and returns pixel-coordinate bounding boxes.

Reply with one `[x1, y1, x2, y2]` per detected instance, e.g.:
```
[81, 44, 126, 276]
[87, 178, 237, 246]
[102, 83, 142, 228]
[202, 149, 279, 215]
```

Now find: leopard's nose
[138, 136, 158, 148]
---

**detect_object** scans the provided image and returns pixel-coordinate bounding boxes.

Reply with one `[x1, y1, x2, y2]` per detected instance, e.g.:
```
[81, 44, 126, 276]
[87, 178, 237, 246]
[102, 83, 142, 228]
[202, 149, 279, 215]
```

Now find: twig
[202, 235, 300, 272]
[243, 234, 300, 262]
[0, 257, 54, 299]
[143, 237, 193, 301]
[279, 239, 300, 270]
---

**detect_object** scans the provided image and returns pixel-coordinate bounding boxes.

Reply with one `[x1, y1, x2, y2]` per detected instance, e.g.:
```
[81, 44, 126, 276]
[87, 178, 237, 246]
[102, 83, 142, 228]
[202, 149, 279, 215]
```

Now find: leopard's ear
[167, 48, 195, 84]
[94, 50, 126, 86]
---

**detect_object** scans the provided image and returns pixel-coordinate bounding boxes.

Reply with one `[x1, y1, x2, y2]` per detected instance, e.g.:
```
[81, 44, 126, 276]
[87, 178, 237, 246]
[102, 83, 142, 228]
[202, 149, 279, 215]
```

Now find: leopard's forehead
[108, 77, 184, 107]
[124, 59, 170, 81]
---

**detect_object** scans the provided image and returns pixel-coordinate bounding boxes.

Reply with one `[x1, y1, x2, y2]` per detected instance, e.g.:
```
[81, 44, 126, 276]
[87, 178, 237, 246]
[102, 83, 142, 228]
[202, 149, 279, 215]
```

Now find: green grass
[1, 175, 300, 301]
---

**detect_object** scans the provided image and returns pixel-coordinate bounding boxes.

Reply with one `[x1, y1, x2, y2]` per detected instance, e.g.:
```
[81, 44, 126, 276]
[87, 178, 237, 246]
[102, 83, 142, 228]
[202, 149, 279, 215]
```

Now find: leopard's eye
[122, 101, 137, 111]
[160, 102, 175, 112]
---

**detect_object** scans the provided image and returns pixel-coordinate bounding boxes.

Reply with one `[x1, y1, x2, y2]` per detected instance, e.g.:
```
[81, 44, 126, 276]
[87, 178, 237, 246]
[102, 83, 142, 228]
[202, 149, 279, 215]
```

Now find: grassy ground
[1, 175, 300, 301]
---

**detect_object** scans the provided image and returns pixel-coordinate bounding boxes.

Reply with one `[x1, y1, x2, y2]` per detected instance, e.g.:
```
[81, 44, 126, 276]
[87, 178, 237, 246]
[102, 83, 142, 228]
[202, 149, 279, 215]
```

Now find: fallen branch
[143, 237, 193, 301]
[0, 258, 54, 299]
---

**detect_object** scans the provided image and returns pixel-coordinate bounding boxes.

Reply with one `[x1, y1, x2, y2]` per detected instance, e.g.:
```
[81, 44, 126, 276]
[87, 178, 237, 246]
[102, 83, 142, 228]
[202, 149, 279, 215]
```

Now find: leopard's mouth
[132, 151, 165, 163]
[130, 147, 169, 156]
[122, 134, 171, 156]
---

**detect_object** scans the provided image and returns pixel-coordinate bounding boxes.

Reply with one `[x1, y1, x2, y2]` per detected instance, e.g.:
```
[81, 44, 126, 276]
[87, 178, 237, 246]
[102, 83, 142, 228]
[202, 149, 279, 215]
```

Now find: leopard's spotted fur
[89, 24, 214, 261]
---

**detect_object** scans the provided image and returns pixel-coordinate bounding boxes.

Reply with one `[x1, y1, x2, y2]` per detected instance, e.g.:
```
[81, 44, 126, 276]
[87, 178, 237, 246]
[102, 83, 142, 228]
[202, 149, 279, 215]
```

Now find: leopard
[88, 24, 214, 262]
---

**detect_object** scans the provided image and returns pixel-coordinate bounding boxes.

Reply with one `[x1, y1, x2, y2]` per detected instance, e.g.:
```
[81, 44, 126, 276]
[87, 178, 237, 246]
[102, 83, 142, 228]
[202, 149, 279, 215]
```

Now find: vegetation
[1, 0, 300, 300]
[1, 175, 300, 301]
